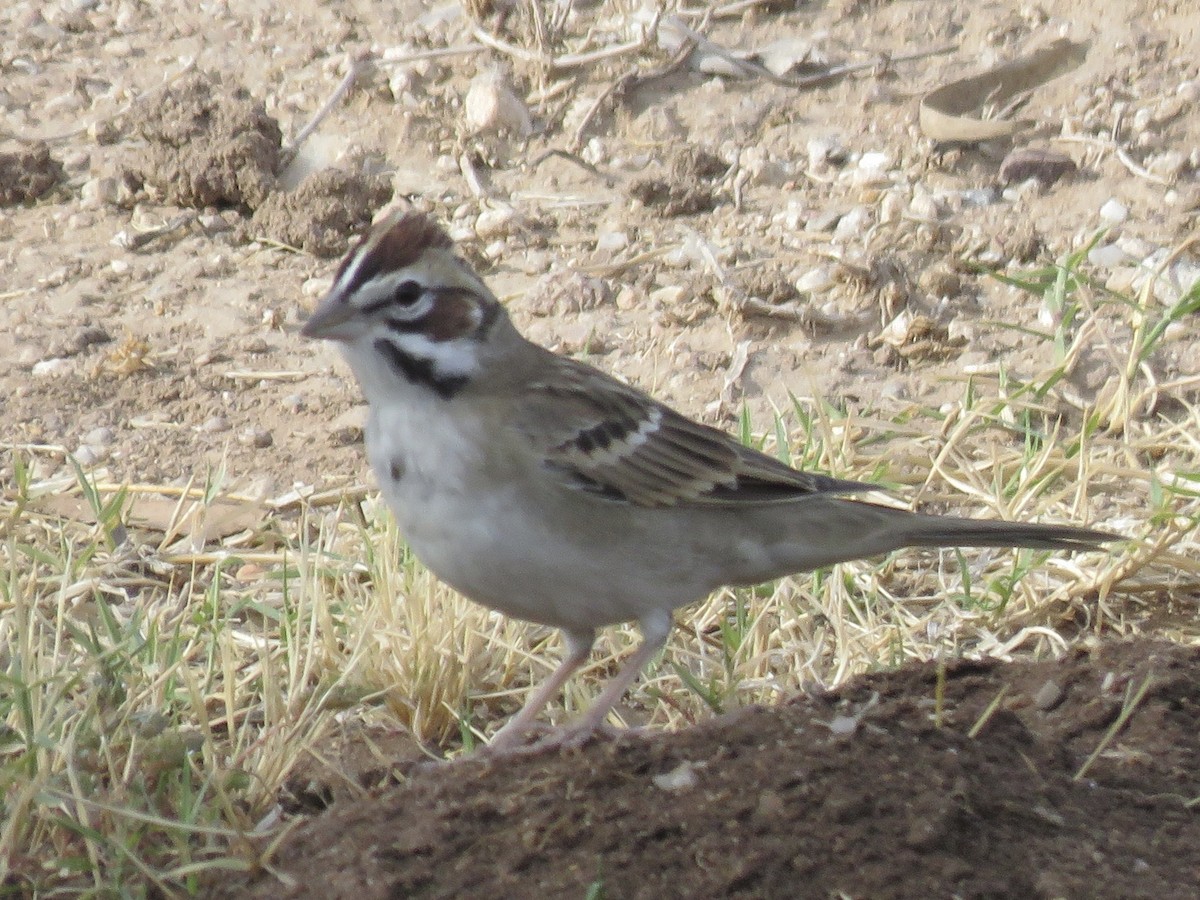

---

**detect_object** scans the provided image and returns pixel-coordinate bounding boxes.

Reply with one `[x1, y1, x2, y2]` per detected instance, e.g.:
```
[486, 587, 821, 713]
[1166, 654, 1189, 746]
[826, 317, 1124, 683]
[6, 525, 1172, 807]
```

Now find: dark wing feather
[514, 359, 874, 508]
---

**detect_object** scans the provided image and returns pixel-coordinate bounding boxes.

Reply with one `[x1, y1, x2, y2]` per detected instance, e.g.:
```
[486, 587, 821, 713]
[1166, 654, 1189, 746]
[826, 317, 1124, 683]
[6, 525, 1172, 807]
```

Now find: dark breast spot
[389, 458, 405, 483]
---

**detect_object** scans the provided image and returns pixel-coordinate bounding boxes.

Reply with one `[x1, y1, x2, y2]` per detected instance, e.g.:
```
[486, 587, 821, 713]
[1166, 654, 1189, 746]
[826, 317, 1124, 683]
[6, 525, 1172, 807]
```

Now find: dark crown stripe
[340, 212, 454, 297]
[373, 338, 468, 400]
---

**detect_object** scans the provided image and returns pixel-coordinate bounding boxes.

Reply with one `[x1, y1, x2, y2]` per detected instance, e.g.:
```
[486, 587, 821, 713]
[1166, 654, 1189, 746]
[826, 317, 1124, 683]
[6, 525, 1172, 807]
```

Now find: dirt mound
[231, 640, 1200, 900]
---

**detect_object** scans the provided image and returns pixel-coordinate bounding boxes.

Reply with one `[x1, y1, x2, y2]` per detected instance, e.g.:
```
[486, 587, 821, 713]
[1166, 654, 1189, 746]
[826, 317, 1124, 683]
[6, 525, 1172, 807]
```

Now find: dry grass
[3, 251, 1200, 893]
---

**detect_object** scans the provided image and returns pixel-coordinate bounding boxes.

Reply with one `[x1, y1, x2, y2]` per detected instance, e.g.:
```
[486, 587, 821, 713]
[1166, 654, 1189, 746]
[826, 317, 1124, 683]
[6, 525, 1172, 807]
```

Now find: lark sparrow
[301, 209, 1111, 751]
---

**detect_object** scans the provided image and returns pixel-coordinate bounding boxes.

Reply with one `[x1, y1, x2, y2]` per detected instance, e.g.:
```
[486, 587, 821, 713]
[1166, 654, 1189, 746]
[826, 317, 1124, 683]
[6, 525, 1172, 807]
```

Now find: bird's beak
[300, 292, 356, 341]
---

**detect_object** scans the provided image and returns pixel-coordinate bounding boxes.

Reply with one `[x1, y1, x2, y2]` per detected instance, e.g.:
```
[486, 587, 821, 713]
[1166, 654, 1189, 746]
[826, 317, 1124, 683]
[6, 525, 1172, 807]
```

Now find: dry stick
[967, 685, 1010, 738]
[471, 24, 651, 71]
[282, 55, 361, 165]
[374, 43, 487, 66]
[1055, 134, 1171, 186]
[526, 148, 616, 186]
[663, 12, 955, 88]
[1074, 673, 1155, 781]
[114, 211, 197, 251]
[779, 43, 958, 89]
[567, 37, 697, 152]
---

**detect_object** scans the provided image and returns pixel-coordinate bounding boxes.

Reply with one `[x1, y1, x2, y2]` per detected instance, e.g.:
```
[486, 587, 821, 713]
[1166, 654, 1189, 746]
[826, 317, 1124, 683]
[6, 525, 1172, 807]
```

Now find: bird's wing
[512, 358, 874, 508]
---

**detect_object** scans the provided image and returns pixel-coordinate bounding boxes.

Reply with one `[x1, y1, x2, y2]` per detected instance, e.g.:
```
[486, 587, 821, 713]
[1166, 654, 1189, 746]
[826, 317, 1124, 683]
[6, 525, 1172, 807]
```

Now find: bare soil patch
[232, 641, 1199, 899]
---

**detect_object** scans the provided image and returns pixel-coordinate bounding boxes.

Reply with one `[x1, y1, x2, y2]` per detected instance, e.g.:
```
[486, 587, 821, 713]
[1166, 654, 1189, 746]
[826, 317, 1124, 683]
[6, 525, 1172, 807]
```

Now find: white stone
[908, 190, 944, 220]
[649, 285, 687, 306]
[806, 135, 845, 170]
[857, 150, 892, 172]
[32, 358, 71, 377]
[652, 761, 698, 791]
[463, 70, 532, 136]
[833, 205, 872, 240]
[81, 176, 120, 207]
[1099, 199, 1129, 223]
[795, 266, 834, 295]
[83, 427, 115, 446]
[74, 445, 105, 467]
[1087, 244, 1128, 269]
[474, 205, 515, 239]
[595, 231, 629, 254]
[878, 190, 905, 225]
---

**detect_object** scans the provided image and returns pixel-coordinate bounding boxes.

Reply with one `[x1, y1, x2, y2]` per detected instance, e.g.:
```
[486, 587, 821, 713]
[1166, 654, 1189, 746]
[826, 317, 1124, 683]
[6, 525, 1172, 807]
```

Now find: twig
[113, 212, 197, 251]
[471, 25, 651, 71]
[283, 54, 360, 162]
[776, 43, 957, 89]
[526, 149, 616, 187]
[1074, 674, 1155, 781]
[567, 36, 696, 152]
[1055, 132, 1171, 186]
[374, 44, 487, 66]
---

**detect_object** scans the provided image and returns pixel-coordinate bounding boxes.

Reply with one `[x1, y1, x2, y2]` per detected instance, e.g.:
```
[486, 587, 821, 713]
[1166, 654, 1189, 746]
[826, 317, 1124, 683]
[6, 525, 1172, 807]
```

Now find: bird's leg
[487, 628, 594, 752]
[529, 611, 673, 752]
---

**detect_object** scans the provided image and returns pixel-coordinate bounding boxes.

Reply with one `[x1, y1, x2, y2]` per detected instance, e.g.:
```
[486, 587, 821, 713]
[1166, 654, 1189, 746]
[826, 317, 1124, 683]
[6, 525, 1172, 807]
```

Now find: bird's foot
[483, 721, 644, 758]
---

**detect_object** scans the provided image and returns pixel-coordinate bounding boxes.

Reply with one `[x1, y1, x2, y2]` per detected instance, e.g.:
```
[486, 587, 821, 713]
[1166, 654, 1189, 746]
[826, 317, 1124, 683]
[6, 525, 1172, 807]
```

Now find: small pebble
[74, 325, 111, 351]
[32, 358, 71, 377]
[240, 428, 273, 449]
[103, 37, 133, 57]
[235, 563, 267, 582]
[198, 213, 231, 233]
[1087, 244, 1128, 268]
[1099, 199, 1129, 223]
[595, 231, 629, 254]
[908, 191, 945, 221]
[649, 285, 687, 306]
[958, 187, 999, 208]
[74, 445, 106, 467]
[878, 190, 905, 225]
[833, 205, 872, 240]
[83, 426, 115, 446]
[795, 266, 834, 294]
[475, 206, 515, 239]
[652, 761, 698, 792]
[80, 176, 120, 206]
[201, 416, 230, 433]
[804, 207, 842, 232]
[463, 70, 532, 135]
[807, 135, 847, 170]
[1034, 680, 1065, 711]
[856, 150, 893, 172]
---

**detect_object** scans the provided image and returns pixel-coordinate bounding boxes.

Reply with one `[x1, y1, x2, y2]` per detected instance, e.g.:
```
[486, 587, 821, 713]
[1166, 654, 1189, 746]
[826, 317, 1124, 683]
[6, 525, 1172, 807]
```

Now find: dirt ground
[3, 0, 1199, 896]
[234, 640, 1200, 899]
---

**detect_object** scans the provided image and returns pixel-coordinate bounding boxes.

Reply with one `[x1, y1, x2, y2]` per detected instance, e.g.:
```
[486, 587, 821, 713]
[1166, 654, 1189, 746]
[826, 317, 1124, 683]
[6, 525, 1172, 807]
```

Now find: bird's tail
[743, 498, 1116, 581]
[897, 511, 1112, 553]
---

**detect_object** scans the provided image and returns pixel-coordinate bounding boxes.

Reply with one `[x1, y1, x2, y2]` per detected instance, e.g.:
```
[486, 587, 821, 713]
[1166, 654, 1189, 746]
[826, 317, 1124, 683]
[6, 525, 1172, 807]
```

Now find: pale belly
[365, 405, 717, 631]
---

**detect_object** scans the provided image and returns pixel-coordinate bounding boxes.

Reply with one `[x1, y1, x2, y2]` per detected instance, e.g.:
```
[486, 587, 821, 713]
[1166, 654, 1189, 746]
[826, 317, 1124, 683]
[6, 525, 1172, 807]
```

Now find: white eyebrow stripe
[334, 246, 370, 297]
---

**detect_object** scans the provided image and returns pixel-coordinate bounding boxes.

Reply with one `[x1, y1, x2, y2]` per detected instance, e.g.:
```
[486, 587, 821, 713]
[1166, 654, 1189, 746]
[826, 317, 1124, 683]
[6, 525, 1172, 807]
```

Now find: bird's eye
[394, 280, 422, 306]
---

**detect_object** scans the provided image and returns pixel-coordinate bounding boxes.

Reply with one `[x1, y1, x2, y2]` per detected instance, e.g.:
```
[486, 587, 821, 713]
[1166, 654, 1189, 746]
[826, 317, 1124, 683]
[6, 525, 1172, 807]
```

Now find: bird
[300, 208, 1112, 752]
